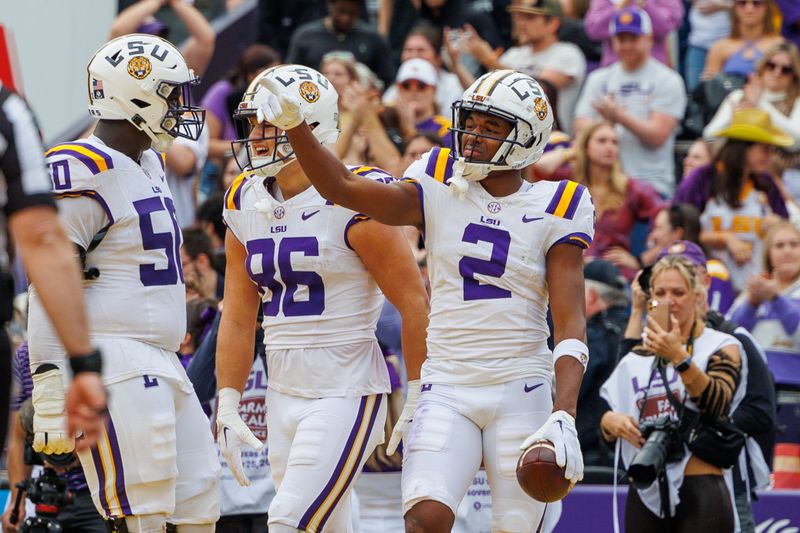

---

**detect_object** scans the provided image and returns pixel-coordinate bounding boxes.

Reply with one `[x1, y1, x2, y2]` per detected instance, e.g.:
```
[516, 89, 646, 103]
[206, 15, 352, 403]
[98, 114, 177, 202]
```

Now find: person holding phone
[599, 256, 743, 532]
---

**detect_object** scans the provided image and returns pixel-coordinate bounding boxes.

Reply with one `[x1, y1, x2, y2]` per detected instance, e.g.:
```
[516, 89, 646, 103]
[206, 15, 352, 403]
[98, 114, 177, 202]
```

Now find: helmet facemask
[231, 110, 309, 177]
[158, 78, 205, 141]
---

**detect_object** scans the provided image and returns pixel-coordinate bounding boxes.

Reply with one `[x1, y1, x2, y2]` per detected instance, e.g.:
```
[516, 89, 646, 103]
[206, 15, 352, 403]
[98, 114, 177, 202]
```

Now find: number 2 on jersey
[459, 223, 512, 301]
[246, 237, 325, 316]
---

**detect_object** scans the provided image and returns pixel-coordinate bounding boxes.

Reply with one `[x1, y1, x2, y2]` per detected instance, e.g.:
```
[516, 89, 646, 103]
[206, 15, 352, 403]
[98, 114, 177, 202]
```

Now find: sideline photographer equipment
[11, 468, 73, 533]
[628, 414, 685, 489]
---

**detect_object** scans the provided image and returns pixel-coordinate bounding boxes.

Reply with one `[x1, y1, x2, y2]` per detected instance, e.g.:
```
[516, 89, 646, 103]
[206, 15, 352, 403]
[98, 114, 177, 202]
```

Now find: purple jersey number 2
[459, 223, 512, 301]
[246, 236, 325, 317]
[134, 196, 184, 287]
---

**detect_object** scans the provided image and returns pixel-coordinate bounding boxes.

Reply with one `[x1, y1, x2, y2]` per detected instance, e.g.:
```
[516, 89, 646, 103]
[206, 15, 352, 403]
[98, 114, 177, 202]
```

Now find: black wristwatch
[675, 356, 693, 374]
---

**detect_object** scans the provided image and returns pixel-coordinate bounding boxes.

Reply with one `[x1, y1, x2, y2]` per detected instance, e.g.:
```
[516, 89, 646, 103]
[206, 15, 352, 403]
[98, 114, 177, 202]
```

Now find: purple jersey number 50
[246, 236, 325, 316]
[134, 196, 184, 287]
[459, 223, 512, 301]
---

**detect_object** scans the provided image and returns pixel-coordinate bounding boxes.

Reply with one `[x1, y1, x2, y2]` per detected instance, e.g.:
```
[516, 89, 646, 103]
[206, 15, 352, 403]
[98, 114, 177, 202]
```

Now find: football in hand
[516, 439, 572, 503]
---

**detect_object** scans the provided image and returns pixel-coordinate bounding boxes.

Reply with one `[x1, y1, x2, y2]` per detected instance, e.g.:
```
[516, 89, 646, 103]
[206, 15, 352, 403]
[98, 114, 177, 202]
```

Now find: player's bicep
[343, 177, 423, 229]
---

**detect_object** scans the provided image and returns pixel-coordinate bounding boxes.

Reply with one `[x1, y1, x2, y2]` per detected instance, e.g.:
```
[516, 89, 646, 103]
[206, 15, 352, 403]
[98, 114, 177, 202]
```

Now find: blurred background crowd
[3, 0, 800, 530]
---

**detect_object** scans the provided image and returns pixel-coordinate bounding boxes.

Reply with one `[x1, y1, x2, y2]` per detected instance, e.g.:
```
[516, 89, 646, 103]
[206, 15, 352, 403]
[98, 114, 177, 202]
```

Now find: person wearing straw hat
[674, 107, 792, 292]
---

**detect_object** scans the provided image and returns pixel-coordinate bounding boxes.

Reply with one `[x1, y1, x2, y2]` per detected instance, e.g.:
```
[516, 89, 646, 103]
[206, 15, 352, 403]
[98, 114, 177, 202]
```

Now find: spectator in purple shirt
[584, 0, 684, 67]
[728, 221, 800, 385]
[775, 0, 800, 49]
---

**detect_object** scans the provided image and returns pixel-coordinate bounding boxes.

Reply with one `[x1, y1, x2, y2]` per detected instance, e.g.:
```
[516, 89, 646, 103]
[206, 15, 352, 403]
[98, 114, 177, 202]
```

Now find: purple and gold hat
[610, 7, 653, 36]
[656, 240, 707, 267]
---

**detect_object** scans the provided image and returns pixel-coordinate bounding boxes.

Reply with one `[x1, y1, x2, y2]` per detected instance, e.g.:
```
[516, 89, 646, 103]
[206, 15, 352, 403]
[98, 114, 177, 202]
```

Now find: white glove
[217, 387, 264, 486]
[520, 410, 584, 484]
[386, 379, 420, 456]
[256, 77, 304, 131]
[32, 366, 75, 455]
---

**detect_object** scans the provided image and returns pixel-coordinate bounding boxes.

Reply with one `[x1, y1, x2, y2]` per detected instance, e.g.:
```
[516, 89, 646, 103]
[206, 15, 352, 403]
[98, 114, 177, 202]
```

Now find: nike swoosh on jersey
[522, 215, 544, 223]
[524, 383, 543, 393]
[302, 210, 320, 220]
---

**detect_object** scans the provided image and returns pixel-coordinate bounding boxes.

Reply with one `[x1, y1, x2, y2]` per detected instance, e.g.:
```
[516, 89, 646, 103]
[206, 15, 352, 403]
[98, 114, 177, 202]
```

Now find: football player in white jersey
[215, 64, 429, 533]
[255, 69, 595, 532]
[28, 34, 220, 533]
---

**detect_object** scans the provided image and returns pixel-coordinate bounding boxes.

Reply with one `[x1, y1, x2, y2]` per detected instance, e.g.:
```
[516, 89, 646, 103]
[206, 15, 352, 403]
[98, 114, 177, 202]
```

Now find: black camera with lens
[13, 468, 73, 533]
[8, 400, 75, 532]
[627, 415, 686, 489]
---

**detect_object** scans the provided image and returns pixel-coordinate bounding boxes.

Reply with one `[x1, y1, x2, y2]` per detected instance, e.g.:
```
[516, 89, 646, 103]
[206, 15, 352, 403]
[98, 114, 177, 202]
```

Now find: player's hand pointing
[257, 77, 304, 131]
[217, 388, 264, 486]
[521, 410, 584, 484]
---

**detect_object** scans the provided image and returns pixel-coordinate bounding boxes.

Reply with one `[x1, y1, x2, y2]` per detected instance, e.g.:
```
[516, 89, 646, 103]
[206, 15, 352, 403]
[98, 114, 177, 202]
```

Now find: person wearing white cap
[394, 58, 453, 148]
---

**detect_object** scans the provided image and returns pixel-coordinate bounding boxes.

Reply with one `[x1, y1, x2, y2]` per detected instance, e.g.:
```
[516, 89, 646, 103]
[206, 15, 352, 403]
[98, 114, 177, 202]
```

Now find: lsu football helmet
[87, 34, 204, 151]
[449, 70, 553, 191]
[232, 64, 339, 177]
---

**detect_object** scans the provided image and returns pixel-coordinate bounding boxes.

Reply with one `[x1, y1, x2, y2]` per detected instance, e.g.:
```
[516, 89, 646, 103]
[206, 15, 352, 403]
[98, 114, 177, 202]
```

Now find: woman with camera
[599, 256, 743, 532]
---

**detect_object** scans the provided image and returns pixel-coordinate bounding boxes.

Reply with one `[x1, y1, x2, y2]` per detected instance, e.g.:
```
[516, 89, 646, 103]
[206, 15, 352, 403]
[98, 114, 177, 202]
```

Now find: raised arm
[171, 0, 216, 77]
[258, 78, 424, 227]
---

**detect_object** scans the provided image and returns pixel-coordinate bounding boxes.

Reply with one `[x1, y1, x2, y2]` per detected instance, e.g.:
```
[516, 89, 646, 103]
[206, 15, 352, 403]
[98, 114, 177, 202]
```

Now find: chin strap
[450, 157, 493, 198]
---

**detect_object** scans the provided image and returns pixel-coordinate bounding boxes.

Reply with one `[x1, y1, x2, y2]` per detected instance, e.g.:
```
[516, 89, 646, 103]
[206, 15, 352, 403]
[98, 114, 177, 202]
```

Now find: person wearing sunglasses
[705, 41, 800, 151]
[394, 58, 453, 148]
[703, 0, 784, 79]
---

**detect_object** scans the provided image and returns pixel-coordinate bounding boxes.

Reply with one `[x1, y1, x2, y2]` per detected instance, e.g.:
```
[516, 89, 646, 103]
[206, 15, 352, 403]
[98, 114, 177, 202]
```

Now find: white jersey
[700, 180, 768, 292]
[29, 136, 186, 364]
[403, 147, 595, 386]
[222, 166, 391, 397]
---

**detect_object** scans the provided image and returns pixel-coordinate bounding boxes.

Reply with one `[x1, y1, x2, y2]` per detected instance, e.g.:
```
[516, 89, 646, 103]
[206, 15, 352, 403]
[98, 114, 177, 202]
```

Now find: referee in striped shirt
[0, 83, 106, 452]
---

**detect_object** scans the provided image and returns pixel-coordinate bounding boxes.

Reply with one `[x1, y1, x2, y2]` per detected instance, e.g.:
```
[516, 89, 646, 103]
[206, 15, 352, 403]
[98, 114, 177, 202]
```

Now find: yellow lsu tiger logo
[533, 97, 548, 121]
[298, 81, 320, 103]
[127, 56, 152, 80]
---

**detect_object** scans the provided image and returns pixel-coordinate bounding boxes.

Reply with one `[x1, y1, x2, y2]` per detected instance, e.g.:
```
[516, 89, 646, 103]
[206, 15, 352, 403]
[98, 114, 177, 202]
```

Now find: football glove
[520, 410, 584, 484]
[217, 387, 264, 487]
[386, 379, 420, 456]
[256, 77, 304, 131]
[32, 366, 75, 455]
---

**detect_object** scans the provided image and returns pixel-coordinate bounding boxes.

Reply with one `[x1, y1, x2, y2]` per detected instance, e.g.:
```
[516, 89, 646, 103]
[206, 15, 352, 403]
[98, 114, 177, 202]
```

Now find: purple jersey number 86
[246, 236, 325, 316]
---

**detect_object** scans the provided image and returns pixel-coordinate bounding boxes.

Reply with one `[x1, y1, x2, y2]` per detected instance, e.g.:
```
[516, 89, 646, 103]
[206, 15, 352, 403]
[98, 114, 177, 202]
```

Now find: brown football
[516, 439, 572, 503]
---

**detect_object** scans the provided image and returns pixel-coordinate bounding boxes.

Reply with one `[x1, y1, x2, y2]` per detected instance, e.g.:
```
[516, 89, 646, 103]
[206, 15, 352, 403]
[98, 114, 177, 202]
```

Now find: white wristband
[553, 339, 589, 372]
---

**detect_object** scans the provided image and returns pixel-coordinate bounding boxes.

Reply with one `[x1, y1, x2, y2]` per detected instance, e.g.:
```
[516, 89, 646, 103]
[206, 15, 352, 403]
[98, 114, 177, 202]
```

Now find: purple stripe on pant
[89, 446, 111, 517]
[317, 394, 384, 531]
[297, 395, 373, 529]
[106, 417, 133, 515]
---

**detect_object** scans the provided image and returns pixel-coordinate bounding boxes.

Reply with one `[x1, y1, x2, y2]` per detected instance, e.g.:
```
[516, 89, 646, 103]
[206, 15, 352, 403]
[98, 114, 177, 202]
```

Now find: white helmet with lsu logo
[87, 34, 205, 152]
[450, 69, 553, 192]
[232, 64, 339, 177]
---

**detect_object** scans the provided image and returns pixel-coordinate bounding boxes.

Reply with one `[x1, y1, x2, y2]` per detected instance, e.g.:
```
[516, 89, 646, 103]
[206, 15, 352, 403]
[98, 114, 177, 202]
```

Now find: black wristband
[68, 349, 103, 375]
